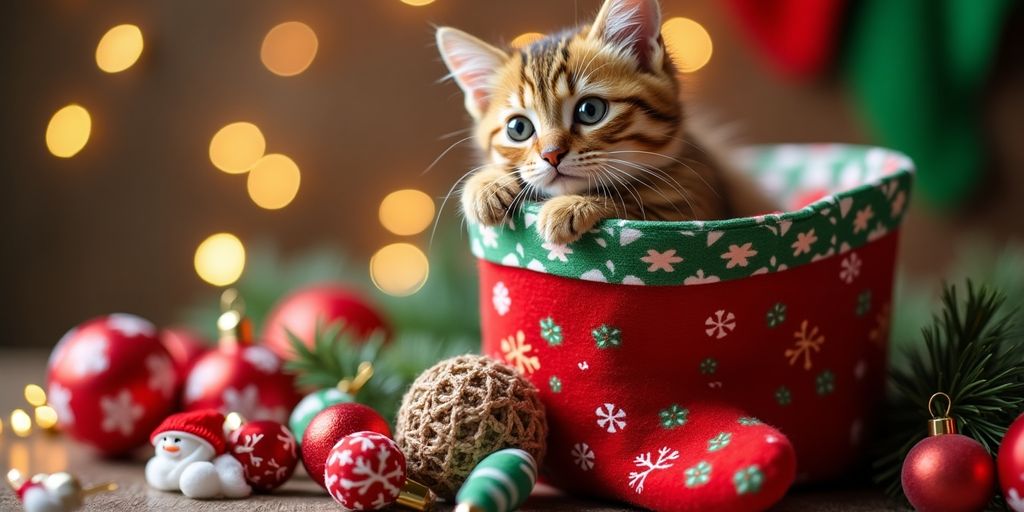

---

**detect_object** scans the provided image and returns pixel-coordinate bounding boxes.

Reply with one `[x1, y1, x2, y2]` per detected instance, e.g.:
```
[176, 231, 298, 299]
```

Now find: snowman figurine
[6, 469, 116, 512]
[146, 409, 251, 499]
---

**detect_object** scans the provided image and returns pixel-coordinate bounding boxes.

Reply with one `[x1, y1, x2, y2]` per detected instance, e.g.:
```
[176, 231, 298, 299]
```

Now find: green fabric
[468, 144, 914, 287]
[844, 0, 1013, 209]
[456, 449, 537, 512]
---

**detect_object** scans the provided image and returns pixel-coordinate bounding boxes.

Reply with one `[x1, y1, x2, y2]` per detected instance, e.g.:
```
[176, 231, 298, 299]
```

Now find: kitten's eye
[574, 97, 608, 125]
[506, 116, 535, 142]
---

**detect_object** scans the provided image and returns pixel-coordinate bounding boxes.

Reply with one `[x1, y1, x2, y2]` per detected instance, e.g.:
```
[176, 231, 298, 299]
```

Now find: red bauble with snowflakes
[301, 403, 392, 489]
[228, 420, 299, 492]
[183, 310, 300, 425]
[160, 327, 209, 380]
[324, 431, 407, 510]
[263, 283, 391, 360]
[46, 314, 179, 456]
[999, 413, 1024, 511]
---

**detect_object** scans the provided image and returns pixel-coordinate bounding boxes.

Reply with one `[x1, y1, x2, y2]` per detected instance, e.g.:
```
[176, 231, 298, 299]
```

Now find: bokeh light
[246, 154, 301, 210]
[661, 17, 713, 73]
[194, 233, 246, 286]
[24, 384, 46, 407]
[95, 24, 144, 73]
[511, 32, 544, 48]
[45, 105, 91, 158]
[379, 189, 435, 236]
[34, 406, 58, 430]
[11, 409, 31, 437]
[209, 122, 266, 174]
[224, 412, 244, 433]
[261, 21, 319, 77]
[400, 0, 435, 6]
[370, 243, 429, 297]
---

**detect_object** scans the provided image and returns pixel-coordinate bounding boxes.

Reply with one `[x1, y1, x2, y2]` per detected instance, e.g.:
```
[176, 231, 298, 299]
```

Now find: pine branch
[874, 281, 1024, 504]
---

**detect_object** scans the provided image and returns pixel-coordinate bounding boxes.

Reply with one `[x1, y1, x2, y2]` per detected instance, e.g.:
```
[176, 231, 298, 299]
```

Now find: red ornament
[46, 314, 178, 456]
[999, 413, 1024, 511]
[183, 309, 300, 425]
[324, 431, 406, 510]
[160, 327, 209, 380]
[902, 393, 995, 512]
[300, 403, 391, 489]
[263, 283, 391, 360]
[228, 420, 299, 492]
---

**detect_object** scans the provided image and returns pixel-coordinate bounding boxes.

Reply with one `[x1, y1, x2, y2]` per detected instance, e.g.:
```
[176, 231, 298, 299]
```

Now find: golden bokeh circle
[661, 17, 713, 73]
[209, 122, 266, 174]
[96, 24, 144, 73]
[247, 154, 301, 210]
[46, 105, 91, 158]
[379, 189, 435, 236]
[370, 243, 429, 296]
[261, 21, 319, 77]
[194, 233, 246, 286]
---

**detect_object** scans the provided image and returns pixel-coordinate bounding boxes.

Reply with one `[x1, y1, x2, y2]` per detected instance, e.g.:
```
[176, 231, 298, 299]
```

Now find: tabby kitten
[439, 0, 775, 245]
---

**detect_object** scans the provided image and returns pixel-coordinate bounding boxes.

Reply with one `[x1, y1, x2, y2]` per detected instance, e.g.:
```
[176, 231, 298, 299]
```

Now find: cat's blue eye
[574, 97, 608, 125]
[506, 116, 534, 142]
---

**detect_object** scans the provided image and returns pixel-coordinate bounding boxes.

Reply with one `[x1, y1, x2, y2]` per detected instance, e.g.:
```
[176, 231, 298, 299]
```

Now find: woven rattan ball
[395, 354, 547, 499]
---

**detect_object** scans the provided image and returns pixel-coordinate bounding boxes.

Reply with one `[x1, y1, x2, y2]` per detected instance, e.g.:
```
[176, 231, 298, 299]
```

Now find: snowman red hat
[150, 409, 227, 455]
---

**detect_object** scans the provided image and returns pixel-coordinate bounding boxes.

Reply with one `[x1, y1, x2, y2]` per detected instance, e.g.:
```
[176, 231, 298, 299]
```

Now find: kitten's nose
[540, 146, 568, 167]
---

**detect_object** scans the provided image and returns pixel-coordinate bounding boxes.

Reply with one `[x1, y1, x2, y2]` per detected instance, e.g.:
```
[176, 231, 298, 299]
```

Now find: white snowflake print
[640, 249, 683, 272]
[791, 229, 818, 257]
[100, 389, 143, 436]
[185, 359, 221, 402]
[852, 205, 874, 234]
[542, 242, 573, 262]
[480, 225, 498, 248]
[107, 313, 157, 338]
[1007, 487, 1024, 512]
[720, 243, 757, 269]
[222, 385, 288, 423]
[243, 346, 280, 374]
[277, 429, 297, 458]
[146, 353, 176, 398]
[68, 333, 109, 377]
[234, 431, 266, 467]
[47, 383, 74, 426]
[500, 330, 540, 375]
[705, 310, 737, 339]
[891, 191, 907, 217]
[572, 443, 595, 471]
[684, 269, 720, 285]
[595, 403, 626, 433]
[628, 447, 679, 494]
[839, 253, 862, 284]
[335, 443, 404, 502]
[492, 281, 511, 316]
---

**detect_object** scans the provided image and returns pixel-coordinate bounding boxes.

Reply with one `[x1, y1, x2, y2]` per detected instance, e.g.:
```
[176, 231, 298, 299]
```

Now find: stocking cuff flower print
[473, 145, 913, 512]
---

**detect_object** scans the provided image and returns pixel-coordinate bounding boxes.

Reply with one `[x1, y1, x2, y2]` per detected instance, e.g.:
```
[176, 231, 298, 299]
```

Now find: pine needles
[875, 281, 1024, 500]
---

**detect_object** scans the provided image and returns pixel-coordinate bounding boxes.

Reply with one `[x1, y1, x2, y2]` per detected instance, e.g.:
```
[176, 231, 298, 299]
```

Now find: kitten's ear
[436, 27, 508, 119]
[588, 0, 662, 69]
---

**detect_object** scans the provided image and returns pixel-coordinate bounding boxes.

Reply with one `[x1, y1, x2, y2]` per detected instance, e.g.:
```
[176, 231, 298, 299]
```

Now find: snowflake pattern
[68, 334, 109, 377]
[500, 330, 540, 374]
[816, 370, 836, 396]
[146, 354, 176, 398]
[492, 281, 511, 316]
[856, 290, 872, 316]
[659, 404, 688, 429]
[721, 243, 757, 269]
[591, 324, 622, 349]
[775, 386, 792, 406]
[571, 442, 595, 471]
[852, 205, 874, 234]
[48, 383, 74, 426]
[595, 403, 626, 433]
[542, 242, 573, 262]
[107, 313, 157, 337]
[791, 229, 818, 256]
[708, 432, 732, 452]
[640, 249, 683, 272]
[699, 358, 717, 375]
[328, 436, 404, 505]
[549, 376, 562, 393]
[243, 346, 280, 374]
[766, 302, 787, 328]
[628, 447, 679, 494]
[785, 320, 825, 370]
[222, 385, 288, 423]
[704, 310, 736, 339]
[185, 359, 220, 402]
[733, 465, 765, 495]
[234, 431, 266, 467]
[1006, 488, 1024, 512]
[480, 226, 498, 248]
[540, 317, 563, 346]
[100, 389, 143, 436]
[684, 461, 712, 488]
[839, 253, 862, 283]
[738, 417, 762, 426]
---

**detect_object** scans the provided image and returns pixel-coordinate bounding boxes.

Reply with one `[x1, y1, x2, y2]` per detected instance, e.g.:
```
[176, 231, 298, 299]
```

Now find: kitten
[438, 0, 776, 245]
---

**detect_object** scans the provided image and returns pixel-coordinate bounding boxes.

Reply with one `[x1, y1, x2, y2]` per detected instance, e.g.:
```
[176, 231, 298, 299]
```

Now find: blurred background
[2, 0, 1023, 349]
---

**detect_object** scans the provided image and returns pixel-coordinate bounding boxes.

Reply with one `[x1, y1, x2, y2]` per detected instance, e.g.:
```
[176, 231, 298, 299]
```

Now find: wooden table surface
[0, 349, 904, 511]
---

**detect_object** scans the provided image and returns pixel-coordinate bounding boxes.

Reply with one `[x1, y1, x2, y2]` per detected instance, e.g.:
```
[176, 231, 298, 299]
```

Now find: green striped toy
[455, 449, 538, 512]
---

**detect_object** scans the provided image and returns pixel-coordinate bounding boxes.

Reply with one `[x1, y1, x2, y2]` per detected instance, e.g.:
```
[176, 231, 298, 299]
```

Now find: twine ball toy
[395, 354, 547, 499]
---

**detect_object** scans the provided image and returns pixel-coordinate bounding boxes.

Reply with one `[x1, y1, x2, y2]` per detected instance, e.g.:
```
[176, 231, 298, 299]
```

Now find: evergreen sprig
[875, 281, 1024, 501]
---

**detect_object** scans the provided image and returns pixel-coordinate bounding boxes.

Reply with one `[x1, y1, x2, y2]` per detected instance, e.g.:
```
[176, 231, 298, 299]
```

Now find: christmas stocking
[471, 145, 914, 511]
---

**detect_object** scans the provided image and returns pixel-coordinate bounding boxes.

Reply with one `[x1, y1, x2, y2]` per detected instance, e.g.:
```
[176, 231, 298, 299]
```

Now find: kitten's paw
[462, 172, 522, 226]
[537, 195, 606, 245]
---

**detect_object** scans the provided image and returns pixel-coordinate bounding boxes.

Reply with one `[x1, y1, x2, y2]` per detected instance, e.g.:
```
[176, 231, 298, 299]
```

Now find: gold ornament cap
[217, 289, 253, 347]
[927, 392, 957, 436]
[396, 479, 435, 511]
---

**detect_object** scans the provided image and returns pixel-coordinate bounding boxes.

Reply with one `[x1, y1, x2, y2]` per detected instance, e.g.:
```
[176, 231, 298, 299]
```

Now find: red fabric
[479, 231, 898, 511]
[724, 0, 846, 79]
[151, 409, 227, 455]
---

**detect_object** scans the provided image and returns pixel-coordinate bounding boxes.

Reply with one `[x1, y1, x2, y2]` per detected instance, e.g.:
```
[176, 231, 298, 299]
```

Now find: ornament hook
[338, 361, 374, 395]
[926, 392, 956, 436]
